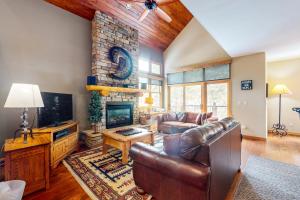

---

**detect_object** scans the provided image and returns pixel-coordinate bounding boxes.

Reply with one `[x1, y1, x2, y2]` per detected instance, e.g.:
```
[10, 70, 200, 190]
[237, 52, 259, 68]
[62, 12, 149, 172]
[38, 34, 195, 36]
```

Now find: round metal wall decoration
[109, 46, 133, 80]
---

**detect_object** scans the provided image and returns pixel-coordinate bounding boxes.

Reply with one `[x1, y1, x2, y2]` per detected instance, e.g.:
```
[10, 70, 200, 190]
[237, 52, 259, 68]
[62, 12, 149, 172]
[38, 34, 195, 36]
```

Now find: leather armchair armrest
[130, 142, 210, 189]
[157, 114, 164, 125]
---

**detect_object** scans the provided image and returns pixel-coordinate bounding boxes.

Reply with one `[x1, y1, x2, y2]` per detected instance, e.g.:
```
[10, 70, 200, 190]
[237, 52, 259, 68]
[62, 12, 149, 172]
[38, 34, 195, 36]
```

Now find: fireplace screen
[106, 102, 133, 129]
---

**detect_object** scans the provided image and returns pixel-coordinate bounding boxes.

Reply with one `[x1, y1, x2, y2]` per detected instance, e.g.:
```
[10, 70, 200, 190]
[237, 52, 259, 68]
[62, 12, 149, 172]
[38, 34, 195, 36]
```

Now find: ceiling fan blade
[157, 0, 179, 6]
[155, 7, 172, 23]
[139, 9, 150, 22]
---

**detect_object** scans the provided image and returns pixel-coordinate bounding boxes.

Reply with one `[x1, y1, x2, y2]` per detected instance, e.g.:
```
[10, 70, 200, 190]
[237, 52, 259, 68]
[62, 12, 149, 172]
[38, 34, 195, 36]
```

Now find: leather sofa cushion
[177, 112, 187, 122]
[130, 143, 210, 190]
[186, 112, 199, 124]
[162, 121, 184, 126]
[161, 121, 197, 128]
[162, 112, 177, 122]
[179, 122, 225, 162]
[160, 122, 198, 134]
[163, 133, 181, 155]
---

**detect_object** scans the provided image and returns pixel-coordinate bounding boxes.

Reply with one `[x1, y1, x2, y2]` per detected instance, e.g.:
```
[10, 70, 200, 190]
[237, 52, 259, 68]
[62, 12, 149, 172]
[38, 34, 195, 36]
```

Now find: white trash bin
[0, 180, 26, 200]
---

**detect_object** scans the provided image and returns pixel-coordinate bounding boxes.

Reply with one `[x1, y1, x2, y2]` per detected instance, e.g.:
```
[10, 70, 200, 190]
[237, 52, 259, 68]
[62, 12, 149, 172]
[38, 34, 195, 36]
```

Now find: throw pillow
[177, 112, 187, 122]
[163, 112, 177, 122]
[201, 113, 207, 124]
[196, 113, 203, 125]
[186, 112, 199, 123]
[207, 112, 213, 119]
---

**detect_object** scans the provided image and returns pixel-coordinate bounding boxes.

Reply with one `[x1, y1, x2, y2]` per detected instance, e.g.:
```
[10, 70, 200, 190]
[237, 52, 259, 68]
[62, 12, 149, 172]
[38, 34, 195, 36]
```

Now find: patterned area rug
[63, 134, 163, 200]
[234, 156, 300, 200]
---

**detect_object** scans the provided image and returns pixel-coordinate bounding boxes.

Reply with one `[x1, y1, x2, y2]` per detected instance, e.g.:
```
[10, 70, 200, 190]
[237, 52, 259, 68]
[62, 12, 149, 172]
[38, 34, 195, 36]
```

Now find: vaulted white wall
[163, 18, 230, 73]
[181, 0, 300, 61]
[267, 58, 300, 135]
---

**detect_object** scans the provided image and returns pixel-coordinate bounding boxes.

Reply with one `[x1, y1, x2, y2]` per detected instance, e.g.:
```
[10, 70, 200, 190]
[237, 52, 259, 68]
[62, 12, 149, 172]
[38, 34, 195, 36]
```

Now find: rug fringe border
[63, 160, 99, 200]
[63, 160, 152, 200]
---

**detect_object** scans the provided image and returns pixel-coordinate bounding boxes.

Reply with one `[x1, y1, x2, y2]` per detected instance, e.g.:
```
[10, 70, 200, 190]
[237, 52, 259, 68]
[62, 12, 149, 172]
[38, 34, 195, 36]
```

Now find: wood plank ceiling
[45, 0, 193, 50]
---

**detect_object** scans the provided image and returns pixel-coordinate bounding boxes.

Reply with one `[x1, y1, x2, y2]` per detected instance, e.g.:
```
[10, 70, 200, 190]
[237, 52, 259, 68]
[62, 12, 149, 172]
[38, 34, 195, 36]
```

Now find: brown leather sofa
[157, 112, 218, 134]
[130, 117, 241, 200]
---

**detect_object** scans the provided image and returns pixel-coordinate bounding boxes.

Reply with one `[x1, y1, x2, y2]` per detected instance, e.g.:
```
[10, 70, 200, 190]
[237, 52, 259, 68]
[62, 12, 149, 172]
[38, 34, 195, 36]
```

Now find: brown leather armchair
[130, 117, 241, 200]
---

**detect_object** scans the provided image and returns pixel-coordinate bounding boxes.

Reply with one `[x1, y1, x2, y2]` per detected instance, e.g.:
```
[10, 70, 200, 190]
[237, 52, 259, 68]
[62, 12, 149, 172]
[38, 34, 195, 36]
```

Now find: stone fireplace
[91, 11, 139, 130]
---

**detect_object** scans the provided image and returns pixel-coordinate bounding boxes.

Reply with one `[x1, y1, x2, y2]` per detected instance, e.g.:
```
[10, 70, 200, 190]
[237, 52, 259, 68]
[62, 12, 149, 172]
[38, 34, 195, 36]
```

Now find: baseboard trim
[287, 132, 300, 136]
[268, 130, 300, 137]
[242, 134, 266, 141]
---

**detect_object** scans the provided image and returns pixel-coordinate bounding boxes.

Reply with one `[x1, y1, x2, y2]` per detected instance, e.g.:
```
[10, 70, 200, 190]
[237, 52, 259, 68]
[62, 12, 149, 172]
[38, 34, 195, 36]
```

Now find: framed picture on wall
[241, 80, 253, 90]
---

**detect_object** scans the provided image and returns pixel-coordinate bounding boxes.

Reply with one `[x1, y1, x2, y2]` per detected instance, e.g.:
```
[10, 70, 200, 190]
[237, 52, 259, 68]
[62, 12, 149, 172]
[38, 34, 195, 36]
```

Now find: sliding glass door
[168, 81, 231, 119]
[207, 81, 230, 119]
[185, 85, 202, 112]
[170, 86, 184, 112]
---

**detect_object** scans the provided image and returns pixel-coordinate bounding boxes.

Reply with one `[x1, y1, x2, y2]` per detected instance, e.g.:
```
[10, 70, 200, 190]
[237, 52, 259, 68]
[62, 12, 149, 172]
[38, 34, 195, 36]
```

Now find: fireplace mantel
[86, 85, 144, 97]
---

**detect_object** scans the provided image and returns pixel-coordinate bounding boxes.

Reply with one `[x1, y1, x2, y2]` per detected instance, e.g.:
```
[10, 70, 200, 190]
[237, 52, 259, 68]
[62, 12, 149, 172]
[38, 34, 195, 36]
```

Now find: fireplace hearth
[106, 102, 133, 129]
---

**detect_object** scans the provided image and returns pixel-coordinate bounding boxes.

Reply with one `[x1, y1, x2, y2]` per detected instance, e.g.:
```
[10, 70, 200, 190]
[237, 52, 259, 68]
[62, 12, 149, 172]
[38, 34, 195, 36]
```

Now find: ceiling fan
[120, 0, 179, 23]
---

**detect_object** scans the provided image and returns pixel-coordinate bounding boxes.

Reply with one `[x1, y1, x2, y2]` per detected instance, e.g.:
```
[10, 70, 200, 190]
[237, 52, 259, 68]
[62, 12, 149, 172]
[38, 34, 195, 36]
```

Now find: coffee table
[102, 127, 154, 164]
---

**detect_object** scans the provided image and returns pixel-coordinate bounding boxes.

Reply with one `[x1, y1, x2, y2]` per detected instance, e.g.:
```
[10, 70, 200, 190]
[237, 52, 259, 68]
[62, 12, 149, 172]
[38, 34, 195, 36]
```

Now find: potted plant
[88, 91, 103, 133]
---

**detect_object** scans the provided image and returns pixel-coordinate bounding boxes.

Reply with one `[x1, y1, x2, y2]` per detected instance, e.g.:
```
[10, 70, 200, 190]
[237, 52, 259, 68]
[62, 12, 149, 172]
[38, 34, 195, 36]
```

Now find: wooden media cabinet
[32, 121, 79, 169]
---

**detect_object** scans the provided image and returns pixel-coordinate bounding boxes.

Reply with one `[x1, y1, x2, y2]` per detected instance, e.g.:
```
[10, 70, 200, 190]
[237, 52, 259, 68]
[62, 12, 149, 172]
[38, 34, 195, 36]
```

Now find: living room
[0, 0, 300, 200]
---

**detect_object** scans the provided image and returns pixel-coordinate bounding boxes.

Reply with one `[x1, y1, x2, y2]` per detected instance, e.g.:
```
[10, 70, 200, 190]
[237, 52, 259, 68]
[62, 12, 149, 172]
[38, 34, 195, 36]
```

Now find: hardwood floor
[24, 134, 300, 200]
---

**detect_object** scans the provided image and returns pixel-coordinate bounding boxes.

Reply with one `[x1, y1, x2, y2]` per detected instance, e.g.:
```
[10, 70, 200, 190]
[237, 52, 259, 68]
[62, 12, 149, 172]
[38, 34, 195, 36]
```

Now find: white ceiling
[181, 0, 300, 61]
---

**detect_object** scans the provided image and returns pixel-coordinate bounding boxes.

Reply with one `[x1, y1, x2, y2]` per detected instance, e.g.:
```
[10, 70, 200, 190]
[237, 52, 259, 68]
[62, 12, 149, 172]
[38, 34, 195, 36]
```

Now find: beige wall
[0, 0, 91, 148]
[163, 18, 230, 73]
[231, 53, 267, 138]
[267, 58, 300, 134]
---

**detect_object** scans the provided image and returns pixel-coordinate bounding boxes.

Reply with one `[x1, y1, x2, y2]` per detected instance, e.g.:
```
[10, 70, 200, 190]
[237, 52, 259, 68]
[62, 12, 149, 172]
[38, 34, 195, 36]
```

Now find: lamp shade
[4, 83, 44, 108]
[145, 95, 153, 105]
[271, 84, 291, 95]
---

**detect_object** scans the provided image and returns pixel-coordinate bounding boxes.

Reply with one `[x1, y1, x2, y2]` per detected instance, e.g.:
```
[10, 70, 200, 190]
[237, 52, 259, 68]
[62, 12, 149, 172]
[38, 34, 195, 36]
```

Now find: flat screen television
[38, 92, 73, 127]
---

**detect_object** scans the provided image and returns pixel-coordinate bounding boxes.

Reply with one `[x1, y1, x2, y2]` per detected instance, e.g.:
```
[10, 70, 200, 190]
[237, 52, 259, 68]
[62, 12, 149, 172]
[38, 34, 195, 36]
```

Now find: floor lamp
[271, 84, 291, 136]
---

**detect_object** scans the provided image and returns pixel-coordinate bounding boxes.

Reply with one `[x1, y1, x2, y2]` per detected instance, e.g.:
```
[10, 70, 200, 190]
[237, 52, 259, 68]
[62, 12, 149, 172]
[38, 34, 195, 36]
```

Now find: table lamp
[271, 84, 291, 136]
[4, 83, 44, 143]
[145, 94, 153, 113]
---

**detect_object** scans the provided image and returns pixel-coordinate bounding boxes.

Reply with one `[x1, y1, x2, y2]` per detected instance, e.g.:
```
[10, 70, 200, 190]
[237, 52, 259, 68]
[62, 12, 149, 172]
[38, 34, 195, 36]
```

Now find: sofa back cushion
[162, 112, 177, 122]
[177, 112, 187, 122]
[186, 112, 199, 124]
[179, 122, 225, 162]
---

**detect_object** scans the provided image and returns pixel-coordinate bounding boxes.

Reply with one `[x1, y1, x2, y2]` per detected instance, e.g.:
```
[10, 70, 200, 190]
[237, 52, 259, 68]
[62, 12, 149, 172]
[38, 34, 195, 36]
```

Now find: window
[138, 57, 164, 109]
[167, 64, 230, 85]
[185, 85, 202, 112]
[151, 63, 161, 74]
[168, 81, 231, 118]
[207, 82, 229, 119]
[139, 59, 149, 72]
[139, 77, 149, 107]
[170, 86, 184, 112]
[150, 80, 162, 108]
[139, 77, 163, 108]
